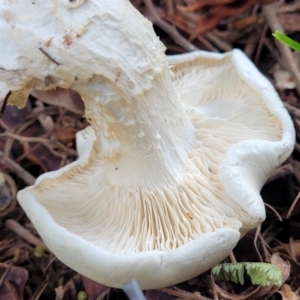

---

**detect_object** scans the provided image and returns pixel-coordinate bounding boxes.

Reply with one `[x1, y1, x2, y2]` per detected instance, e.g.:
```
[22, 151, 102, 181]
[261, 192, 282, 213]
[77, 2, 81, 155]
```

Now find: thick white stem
[0, 0, 195, 188]
[76, 64, 195, 188]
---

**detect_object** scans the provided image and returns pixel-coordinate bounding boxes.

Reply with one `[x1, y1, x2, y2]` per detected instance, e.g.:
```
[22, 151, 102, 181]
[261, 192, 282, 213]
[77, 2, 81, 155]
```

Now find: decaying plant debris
[0, 0, 300, 299]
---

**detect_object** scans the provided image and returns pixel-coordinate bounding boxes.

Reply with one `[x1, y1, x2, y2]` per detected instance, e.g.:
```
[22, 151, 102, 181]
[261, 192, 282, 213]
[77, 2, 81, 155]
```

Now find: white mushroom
[0, 0, 295, 290]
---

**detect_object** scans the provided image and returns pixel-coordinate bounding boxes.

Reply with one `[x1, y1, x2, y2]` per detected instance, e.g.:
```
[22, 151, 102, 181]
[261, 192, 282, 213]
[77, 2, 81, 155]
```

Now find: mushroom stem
[76, 64, 194, 188]
[0, 0, 195, 189]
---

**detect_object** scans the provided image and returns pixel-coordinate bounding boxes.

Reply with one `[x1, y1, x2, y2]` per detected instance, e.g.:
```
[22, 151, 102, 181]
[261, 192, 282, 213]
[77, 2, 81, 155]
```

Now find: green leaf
[238, 264, 244, 285]
[212, 262, 282, 287]
[273, 31, 300, 53]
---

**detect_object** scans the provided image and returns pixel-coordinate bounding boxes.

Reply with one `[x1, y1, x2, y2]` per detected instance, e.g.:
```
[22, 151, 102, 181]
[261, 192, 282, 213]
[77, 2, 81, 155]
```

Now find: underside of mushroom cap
[168, 49, 295, 221]
[18, 188, 241, 289]
[17, 49, 295, 289]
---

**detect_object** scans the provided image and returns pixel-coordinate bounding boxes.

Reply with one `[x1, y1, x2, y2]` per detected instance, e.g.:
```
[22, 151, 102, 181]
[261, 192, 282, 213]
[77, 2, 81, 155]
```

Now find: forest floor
[0, 0, 300, 299]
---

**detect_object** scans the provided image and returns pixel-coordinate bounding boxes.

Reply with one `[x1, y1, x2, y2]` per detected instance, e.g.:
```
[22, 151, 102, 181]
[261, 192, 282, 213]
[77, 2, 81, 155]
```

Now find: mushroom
[0, 0, 295, 290]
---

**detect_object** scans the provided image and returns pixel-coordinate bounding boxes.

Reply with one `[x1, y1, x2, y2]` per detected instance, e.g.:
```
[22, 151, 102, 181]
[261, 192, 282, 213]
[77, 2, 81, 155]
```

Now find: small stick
[289, 237, 297, 262]
[258, 234, 271, 260]
[39, 47, 61, 66]
[0, 131, 49, 143]
[143, 0, 198, 52]
[165, 0, 174, 15]
[263, 3, 300, 94]
[264, 203, 282, 221]
[0, 90, 12, 118]
[266, 164, 293, 183]
[254, 225, 263, 262]
[205, 32, 232, 52]
[123, 279, 146, 300]
[0, 265, 11, 287]
[0, 150, 36, 185]
[160, 287, 207, 299]
[5, 219, 49, 251]
[284, 102, 300, 119]
[229, 251, 237, 263]
[254, 23, 269, 65]
[286, 190, 300, 219]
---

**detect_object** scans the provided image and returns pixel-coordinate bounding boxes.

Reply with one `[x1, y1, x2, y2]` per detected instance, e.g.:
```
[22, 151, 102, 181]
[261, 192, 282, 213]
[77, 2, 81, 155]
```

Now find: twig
[261, 32, 283, 63]
[264, 203, 282, 221]
[52, 141, 78, 156]
[286, 190, 300, 218]
[210, 276, 219, 300]
[0, 150, 36, 185]
[123, 279, 146, 300]
[0, 132, 49, 143]
[0, 90, 11, 118]
[164, 10, 217, 51]
[284, 102, 300, 119]
[258, 234, 271, 260]
[5, 219, 49, 251]
[165, 0, 174, 15]
[229, 251, 237, 263]
[31, 279, 50, 300]
[0, 131, 77, 157]
[295, 143, 300, 153]
[96, 288, 110, 300]
[39, 47, 60, 66]
[143, 0, 198, 52]
[205, 32, 232, 51]
[266, 164, 293, 183]
[254, 23, 269, 65]
[196, 36, 218, 52]
[263, 3, 300, 94]
[244, 39, 257, 58]
[43, 256, 57, 275]
[287, 157, 300, 187]
[289, 237, 297, 262]
[160, 287, 209, 299]
[278, 2, 300, 13]
[255, 225, 272, 261]
[0, 264, 11, 288]
[254, 225, 263, 262]
[15, 142, 44, 163]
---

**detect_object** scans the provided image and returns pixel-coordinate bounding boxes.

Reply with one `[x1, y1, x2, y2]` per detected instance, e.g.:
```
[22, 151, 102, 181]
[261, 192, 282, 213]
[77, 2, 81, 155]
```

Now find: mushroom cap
[17, 49, 294, 289]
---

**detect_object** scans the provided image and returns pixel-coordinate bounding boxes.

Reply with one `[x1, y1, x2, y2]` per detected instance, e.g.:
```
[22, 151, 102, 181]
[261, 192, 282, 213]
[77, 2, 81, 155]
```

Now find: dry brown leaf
[277, 284, 299, 300]
[230, 15, 260, 31]
[0, 172, 17, 217]
[160, 286, 209, 299]
[271, 253, 291, 283]
[283, 240, 300, 261]
[0, 263, 28, 300]
[55, 286, 65, 300]
[279, 13, 300, 33]
[81, 276, 110, 300]
[177, 0, 236, 13]
[180, 0, 275, 39]
[56, 126, 77, 144]
[1, 103, 32, 130]
[31, 88, 84, 115]
[54, 277, 78, 300]
[273, 65, 296, 89]
[292, 240, 300, 261]
[7, 90, 31, 109]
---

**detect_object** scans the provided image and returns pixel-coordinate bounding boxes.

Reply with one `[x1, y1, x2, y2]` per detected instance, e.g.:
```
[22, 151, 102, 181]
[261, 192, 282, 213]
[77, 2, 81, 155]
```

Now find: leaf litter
[1, 0, 300, 299]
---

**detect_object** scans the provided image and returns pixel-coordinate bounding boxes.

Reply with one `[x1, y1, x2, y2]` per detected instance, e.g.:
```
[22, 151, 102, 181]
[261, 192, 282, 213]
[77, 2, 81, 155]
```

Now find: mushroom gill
[30, 51, 284, 255]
